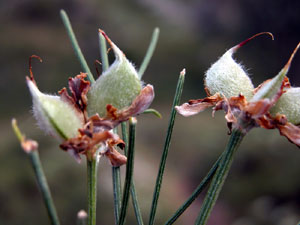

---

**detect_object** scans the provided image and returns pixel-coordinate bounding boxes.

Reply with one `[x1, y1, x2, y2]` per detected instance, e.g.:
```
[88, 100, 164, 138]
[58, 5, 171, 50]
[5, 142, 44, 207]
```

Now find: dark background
[1, 0, 300, 224]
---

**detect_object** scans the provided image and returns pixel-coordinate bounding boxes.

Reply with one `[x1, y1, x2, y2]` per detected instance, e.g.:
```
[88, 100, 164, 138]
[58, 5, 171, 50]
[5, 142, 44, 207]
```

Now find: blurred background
[1, 0, 300, 224]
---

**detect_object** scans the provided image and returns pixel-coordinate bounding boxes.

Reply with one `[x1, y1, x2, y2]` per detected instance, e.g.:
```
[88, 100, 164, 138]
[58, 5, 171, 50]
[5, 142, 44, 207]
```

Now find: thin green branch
[31, 151, 60, 225]
[60, 9, 95, 83]
[138, 28, 160, 79]
[11, 119, 60, 225]
[148, 69, 186, 225]
[121, 122, 144, 225]
[112, 166, 122, 225]
[164, 155, 222, 225]
[118, 118, 137, 225]
[87, 157, 99, 225]
[98, 31, 110, 72]
[195, 130, 245, 225]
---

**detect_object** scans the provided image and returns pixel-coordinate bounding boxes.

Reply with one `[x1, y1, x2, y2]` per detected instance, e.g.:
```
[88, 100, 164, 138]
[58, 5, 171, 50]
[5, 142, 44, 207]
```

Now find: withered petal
[176, 94, 222, 117]
[105, 147, 127, 166]
[245, 99, 272, 118]
[117, 84, 155, 119]
[59, 73, 90, 121]
[69, 73, 90, 120]
[90, 85, 154, 130]
[277, 122, 300, 147]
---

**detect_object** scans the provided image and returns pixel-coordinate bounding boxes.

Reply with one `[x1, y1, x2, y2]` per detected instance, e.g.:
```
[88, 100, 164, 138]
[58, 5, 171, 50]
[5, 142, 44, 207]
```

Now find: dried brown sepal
[105, 147, 127, 166]
[105, 138, 127, 166]
[116, 84, 155, 119]
[59, 73, 90, 121]
[175, 93, 223, 117]
[89, 85, 154, 130]
[257, 114, 300, 147]
[60, 125, 115, 163]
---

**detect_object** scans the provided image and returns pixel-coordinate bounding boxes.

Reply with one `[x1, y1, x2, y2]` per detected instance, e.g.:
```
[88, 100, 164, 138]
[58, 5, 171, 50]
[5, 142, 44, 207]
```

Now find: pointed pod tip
[283, 42, 300, 73]
[98, 29, 112, 45]
[231, 32, 274, 53]
[29, 55, 42, 83]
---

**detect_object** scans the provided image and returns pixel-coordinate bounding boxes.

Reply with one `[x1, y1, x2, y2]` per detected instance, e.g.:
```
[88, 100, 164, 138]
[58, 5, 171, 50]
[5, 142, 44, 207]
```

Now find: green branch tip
[12, 118, 38, 153]
[98, 30, 109, 72]
[60, 9, 95, 83]
[148, 70, 186, 225]
[138, 27, 160, 79]
[11, 118, 24, 142]
[118, 118, 137, 225]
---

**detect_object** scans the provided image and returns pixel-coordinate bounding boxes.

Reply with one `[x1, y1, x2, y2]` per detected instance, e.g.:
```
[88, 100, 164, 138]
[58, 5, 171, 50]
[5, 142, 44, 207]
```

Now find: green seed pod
[271, 88, 300, 125]
[27, 78, 84, 140]
[205, 48, 254, 99]
[205, 33, 274, 100]
[87, 31, 142, 117]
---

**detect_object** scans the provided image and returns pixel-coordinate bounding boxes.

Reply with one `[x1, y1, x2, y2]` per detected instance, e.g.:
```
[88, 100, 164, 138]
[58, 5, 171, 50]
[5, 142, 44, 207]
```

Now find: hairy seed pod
[87, 31, 142, 117]
[205, 33, 274, 100]
[27, 78, 84, 140]
[271, 88, 300, 125]
[205, 48, 254, 99]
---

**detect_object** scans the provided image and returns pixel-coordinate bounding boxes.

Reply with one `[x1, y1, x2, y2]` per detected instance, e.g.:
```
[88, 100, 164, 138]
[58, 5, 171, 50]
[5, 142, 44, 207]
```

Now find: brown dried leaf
[59, 73, 90, 121]
[277, 122, 300, 146]
[176, 94, 222, 117]
[105, 147, 127, 166]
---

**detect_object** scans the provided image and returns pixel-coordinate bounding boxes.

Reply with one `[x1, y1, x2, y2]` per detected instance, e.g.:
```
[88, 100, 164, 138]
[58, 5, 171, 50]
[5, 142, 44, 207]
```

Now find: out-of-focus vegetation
[1, 0, 300, 224]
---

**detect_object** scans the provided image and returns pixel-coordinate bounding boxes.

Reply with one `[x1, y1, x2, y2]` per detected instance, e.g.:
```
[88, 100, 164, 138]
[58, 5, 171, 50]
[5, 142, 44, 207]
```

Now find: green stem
[148, 70, 186, 225]
[87, 157, 99, 225]
[29, 151, 60, 225]
[98, 31, 110, 72]
[195, 130, 245, 225]
[112, 166, 122, 224]
[118, 118, 137, 225]
[60, 9, 95, 83]
[121, 122, 144, 225]
[164, 155, 222, 225]
[138, 28, 160, 79]
[12, 119, 60, 225]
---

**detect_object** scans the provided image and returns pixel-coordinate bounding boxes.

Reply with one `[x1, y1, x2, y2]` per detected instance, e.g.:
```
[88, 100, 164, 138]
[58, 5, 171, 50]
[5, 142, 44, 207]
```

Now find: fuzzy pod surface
[271, 87, 300, 125]
[27, 78, 84, 140]
[87, 36, 142, 117]
[205, 49, 254, 100]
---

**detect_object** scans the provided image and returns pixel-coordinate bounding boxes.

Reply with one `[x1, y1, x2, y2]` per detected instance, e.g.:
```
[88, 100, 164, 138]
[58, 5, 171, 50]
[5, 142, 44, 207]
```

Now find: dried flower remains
[26, 31, 154, 164]
[176, 33, 300, 147]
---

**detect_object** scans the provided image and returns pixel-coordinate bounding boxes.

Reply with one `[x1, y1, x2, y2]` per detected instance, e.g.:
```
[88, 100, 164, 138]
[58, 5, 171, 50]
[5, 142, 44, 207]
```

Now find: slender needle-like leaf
[195, 130, 244, 225]
[122, 122, 144, 225]
[148, 69, 186, 225]
[60, 9, 95, 83]
[98, 31, 109, 72]
[138, 28, 160, 79]
[164, 155, 222, 225]
[87, 157, 99, 225]
[112, 166, 122, 224]
[118, 118, 137, 225]
[11, 119, 60, 225]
